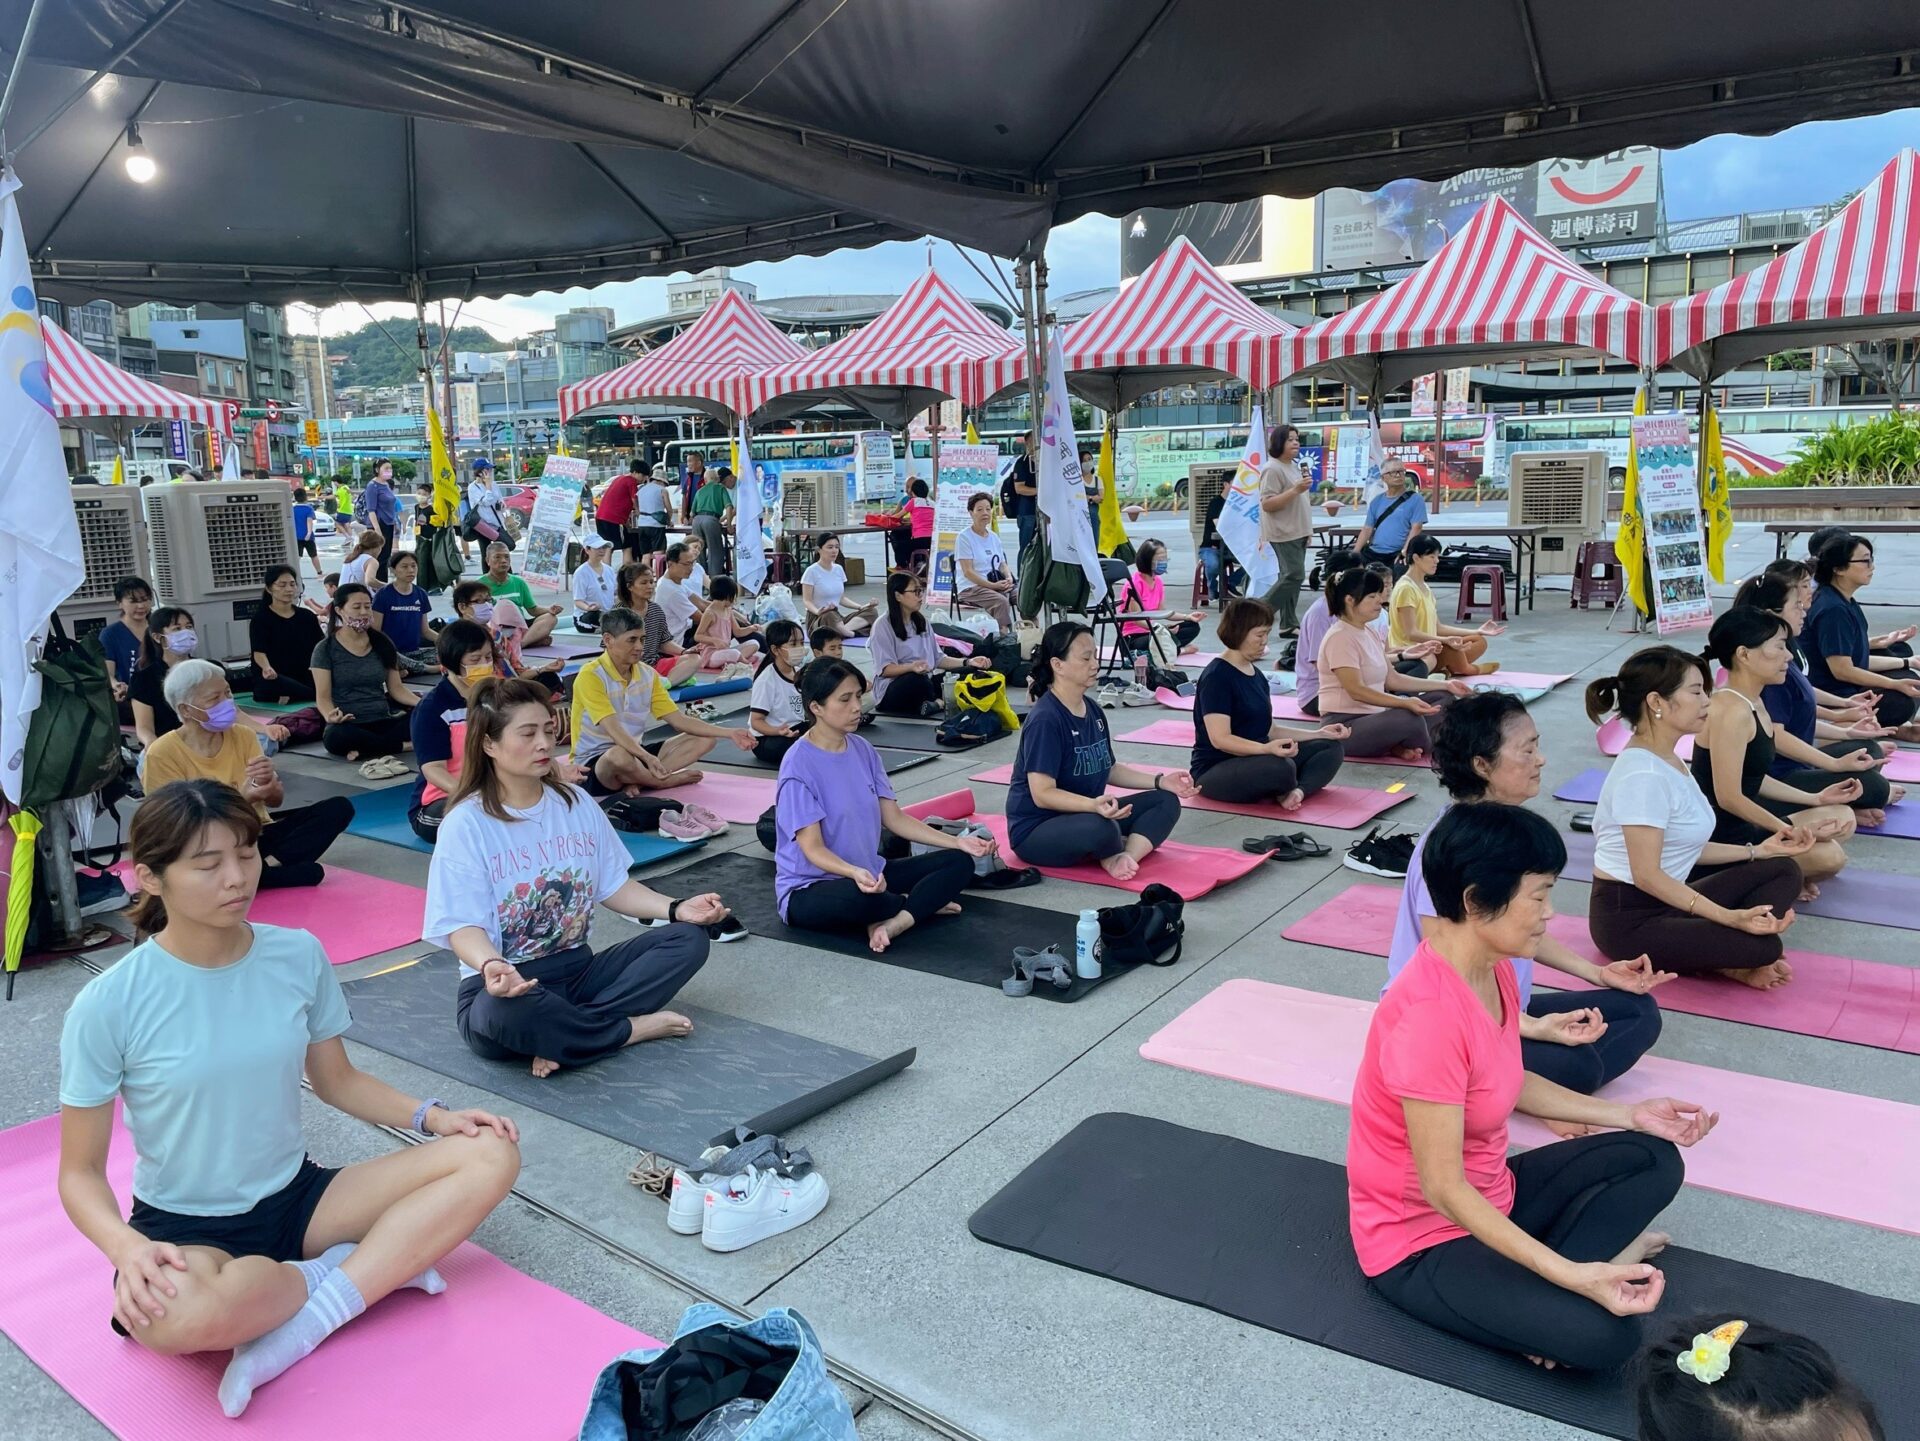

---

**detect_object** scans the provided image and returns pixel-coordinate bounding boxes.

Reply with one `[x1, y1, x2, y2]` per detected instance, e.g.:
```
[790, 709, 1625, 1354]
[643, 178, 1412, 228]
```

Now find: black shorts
[297, 537, 318, 558]
[579, 743, 664, 796]
[594, 518, 627, 549]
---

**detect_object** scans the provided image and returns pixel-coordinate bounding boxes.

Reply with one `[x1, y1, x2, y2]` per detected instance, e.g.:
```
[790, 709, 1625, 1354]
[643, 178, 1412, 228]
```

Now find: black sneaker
[707, 916, 749, 943]
[1343, 826, 1412, 879]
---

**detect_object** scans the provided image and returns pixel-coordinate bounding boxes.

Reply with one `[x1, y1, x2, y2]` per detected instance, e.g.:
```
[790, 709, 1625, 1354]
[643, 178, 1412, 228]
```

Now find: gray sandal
[1003, 945, 1075, 996]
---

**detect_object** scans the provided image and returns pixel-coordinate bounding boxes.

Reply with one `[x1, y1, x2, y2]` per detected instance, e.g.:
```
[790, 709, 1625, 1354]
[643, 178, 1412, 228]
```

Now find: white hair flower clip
[1677, 1319, 1749, 1384]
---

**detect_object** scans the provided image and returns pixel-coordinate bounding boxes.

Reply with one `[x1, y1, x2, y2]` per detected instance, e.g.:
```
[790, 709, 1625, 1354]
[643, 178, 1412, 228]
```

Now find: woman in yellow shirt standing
[1390, 534, 1504, 677]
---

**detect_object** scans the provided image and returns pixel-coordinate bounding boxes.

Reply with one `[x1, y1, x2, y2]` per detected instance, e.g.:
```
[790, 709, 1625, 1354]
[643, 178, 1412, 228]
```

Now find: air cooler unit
[59, 485, 149, 644]
[780, 469, 850, 535]
[1508, 451, 1607, 576]
[1186, 462, 1237, 547]
[143, 481, 296, 660]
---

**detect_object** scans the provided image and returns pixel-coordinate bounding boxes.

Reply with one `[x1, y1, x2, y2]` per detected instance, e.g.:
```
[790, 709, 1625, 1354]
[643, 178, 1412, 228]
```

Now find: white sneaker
[1094, 683, 1125, 709]
[1119, 682, 1158, 706]
[667, 1145, 730, 1235]
[700, 1165, 830, 1252]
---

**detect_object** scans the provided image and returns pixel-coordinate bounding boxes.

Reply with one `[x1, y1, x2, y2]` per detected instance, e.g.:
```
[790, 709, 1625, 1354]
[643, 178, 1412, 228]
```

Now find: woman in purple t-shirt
[774, 659, 994, 953]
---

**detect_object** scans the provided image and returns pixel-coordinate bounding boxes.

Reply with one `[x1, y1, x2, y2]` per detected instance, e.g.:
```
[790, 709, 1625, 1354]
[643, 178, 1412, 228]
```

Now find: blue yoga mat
[345, 785, 707, 866]
[1552, 767, 1607, 804]
[1556, 765, 1920, 838]
[671, 676, 752, 701]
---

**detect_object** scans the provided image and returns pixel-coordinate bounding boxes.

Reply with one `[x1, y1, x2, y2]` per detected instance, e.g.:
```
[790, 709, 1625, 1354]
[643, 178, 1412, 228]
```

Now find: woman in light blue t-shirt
[58, 779, 520, 1418]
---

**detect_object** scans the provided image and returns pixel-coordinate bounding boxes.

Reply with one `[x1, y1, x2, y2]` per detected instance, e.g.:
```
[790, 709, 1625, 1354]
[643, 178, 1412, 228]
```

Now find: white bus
[1486, 404, 1892, 484]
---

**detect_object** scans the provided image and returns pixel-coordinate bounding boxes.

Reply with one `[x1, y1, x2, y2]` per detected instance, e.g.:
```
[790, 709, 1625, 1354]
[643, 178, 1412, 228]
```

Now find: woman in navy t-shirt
[1191, 598, 1348, 807]
[1006, 622, 1196, 879]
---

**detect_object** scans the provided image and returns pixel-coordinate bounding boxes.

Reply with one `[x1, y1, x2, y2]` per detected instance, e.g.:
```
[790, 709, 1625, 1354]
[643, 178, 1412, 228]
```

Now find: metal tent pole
[1429, 367, 1446, 513]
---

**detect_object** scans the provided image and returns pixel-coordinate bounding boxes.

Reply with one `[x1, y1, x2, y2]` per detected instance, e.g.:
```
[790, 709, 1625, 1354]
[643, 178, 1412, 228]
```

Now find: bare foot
[1723, 961, 1794, 989]
[1476, 661, 1501, 675]
[867, 911, 916, 954]
[640, 768, 704, 790]
[1279, 788, 1305, 812]
[1388, 744, 1423, 761]
[1544, 1118, 1601, 1139]
[937, 901, 963, 916]
[1100, 852, 1141, 881]
[1857, 808, 1886, 829]
[1798, 881, 1821, 902]
[530, 1056, 560, 1078]
[1612, 1230, 1671, 1266]
[1526, 1355, 1559, 1371]
[1891, 785, 1907, 806]
[627, 1011, 694, 1044]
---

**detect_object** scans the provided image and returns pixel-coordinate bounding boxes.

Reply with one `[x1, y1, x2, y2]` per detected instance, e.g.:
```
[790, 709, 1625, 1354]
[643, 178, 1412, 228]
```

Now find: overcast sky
[315, 108, 1920, 345]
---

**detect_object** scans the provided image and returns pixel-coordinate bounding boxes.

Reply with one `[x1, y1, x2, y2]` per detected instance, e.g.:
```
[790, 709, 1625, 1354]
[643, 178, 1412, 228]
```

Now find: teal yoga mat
[345, 785, 706, 866]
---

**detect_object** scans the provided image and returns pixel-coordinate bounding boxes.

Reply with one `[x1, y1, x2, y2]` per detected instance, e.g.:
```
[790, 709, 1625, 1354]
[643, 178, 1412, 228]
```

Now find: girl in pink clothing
[889, 479, 936, 572]
[691, 577, 762, 670]
[1119, 539, 1205, 653]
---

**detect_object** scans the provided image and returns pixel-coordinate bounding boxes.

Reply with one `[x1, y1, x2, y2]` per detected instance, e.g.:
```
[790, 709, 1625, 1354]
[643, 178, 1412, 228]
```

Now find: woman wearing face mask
[249, 565, 323, 704]
[139, 660, 352, 887]
[1119, 539, 1205, 658]
[452, 581, 564, 696]
[747, 620, 808, 766]
[310, 585, 418, 765]
[406, 620, 497, 845]
[131, 608, 289, 758]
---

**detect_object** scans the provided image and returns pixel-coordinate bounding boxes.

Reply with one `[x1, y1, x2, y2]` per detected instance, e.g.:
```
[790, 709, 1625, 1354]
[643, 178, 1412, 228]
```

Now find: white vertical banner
[1217, 401, 1277, 598]
[735, 413, 767, 594]
[1362, 405, 1387, 504]
[1036, 331, 1106, 602]
[0, 169, 86, 802]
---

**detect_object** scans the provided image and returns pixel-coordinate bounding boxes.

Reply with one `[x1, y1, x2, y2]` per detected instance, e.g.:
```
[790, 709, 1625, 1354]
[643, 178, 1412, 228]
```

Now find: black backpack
[22, 619, 121, 808]
[936, 708, 1007, 748]
[1097, 882, 1186, 967]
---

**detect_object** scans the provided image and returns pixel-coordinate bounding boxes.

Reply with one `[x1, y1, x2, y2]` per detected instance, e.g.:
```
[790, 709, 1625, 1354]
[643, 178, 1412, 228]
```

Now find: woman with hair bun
[1584, 647, 1810, 989]
[1317, 565, 1470, 759]
[1634, 1315, 1885, 1441]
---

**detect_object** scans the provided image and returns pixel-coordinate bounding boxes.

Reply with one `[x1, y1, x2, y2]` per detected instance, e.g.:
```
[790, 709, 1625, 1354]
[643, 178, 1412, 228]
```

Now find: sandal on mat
[1002, 945, 1075, 996]
[358, 756, 410, 780]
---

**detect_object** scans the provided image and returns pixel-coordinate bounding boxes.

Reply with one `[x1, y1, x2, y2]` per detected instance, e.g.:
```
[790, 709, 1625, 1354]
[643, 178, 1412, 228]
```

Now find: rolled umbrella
[5, 811, 42, 1001]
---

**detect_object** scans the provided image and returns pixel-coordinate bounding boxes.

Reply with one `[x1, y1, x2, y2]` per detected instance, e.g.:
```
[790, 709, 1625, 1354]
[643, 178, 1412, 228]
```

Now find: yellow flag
[109, 454, 125, 486]
[426, 405, 461, 527]
[1096, 420, 1126, 554]
[1701, 401, 1731, 583]
[964, 416, 980, 444]
[1615, 384, 1650, 617]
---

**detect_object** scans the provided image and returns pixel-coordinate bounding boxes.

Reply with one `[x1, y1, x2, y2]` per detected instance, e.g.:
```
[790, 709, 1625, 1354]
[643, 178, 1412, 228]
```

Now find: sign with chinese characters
[522, 453, 590, 586]
[855, 430, 897, 500]
[1535, 149, 1661, 244]
[167, 420, 188, 459]
[926, 442, 998, 609]
[1631, 412, 1713, 635]
[452, 380, 481, 441]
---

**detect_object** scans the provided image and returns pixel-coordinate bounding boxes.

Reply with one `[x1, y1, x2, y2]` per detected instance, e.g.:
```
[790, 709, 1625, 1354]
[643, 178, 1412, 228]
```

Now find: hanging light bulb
[124, 123, 156, 183]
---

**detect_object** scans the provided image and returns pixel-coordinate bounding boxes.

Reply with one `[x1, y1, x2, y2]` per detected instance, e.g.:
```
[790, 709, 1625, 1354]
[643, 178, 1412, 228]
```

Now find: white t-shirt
[572, 561, 618, 611]
[424, 786, 635, 975]
[634, 481, 669, 524]
[1593, 746, 1717, 883]
[467, 479, 504, 528]
[803, 562, 847, 612]
[339, 554, 376, 587]
[655, 576, 697, 638]
[749, 665, 805, 730]
[952, 526, 1008, 584]
[688, 562, 710, 597]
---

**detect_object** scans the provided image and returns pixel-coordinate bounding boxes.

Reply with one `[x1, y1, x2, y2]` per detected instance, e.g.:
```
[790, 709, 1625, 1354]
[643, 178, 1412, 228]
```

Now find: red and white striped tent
[1055, 237, 1297, 410]
[1282, 195, 1652, 388]
[740, 268, 1024, 424]
[1656, 149, 1920, 379]
[42, 318, 229, 429]
[557, 288, 807, 424]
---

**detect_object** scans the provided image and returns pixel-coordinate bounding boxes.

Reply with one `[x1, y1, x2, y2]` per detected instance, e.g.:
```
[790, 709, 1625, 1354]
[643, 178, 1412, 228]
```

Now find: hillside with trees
[329, 321, 508, 388]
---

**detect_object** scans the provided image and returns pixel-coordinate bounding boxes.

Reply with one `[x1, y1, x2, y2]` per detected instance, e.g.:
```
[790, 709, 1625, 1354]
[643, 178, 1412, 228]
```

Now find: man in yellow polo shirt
[570, 607, 755, 797]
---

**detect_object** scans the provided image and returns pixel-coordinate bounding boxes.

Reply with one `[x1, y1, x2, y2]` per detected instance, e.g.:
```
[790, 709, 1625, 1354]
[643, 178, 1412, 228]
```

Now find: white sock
[289, 1243, 447, 1300]
[218, 1268, 365, 1417]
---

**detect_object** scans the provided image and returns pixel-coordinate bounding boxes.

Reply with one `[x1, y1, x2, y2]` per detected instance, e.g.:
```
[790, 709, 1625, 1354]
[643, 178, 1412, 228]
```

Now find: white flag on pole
[733, 412, 767, 595]
[0, 169, 86, 804]
[1361, 404, 1387, 504]
[221, 427, 243, 479]
[1216, 402, 1276, 598]
[1036, 330, 1106, 602]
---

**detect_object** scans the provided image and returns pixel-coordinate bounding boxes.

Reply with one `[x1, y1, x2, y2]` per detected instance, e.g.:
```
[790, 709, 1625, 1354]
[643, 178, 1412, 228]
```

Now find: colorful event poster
[523, 453, 590, 586]
[927, 442, 999, 609]
[1631, 413, 1713, 635]
[856, 430, 896, 499]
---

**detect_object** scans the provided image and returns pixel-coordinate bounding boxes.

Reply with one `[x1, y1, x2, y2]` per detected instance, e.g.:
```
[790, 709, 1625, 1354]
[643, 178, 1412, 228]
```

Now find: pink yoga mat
[1154, 686, 1311, 720]
[1283, 883, 1920, 1053]
[108, 864, 425, 966]
[1596, 717, 1695, 760]
[1117, 716, 1426, 768]
[1141, 978, 1920, 1235]
[899, 788, 1266, 898]
[659, 770, 777, 823]
[966, 763, 1412, 831]
[0, 1114, 652, 1441]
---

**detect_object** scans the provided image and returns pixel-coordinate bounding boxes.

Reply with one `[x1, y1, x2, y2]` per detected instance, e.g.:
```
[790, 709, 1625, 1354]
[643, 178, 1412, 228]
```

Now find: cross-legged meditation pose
[774, 659, 992, 952]
[1350, 802, 1717, 1371]
[1007, 621, 1196, 878]
[1695, 606, 1862, 896]
[1293, 548, 1436, 717]
[1735, 569, 1902, 829]
[1118, 539, 1205, 656]
[480, 543, 561, 647]
[1585, 648, 1810, 989]
[131, 606, 288, 758]
[1317, 566, 1470, 758]
[617, 562, 702, 689]
[248, 566, 322, 704]
[1390, 534, 1504, 676]
[869, 571, 993, 716]
[951, 491, 1017, 631]
[747, 620, 808, 767]
[1634, 1314, 1886, 1441]
[1804, 533, 1920, 737]
[407, 620, 495, 844]
[1190, 598, 1347, 808]
[801, 534, 877, 637]
[425, 678, 730, 1078]
[689, 576, 761, 670]
[141, 661, 351, 888]
[569, 607, 755, 795]
[451, 580, 564, 697]
[571, 535, 619, 630]
[1389, 692, 1668, 1105]
[58, 779, 520, 1416]
[311, 585, 418, 761]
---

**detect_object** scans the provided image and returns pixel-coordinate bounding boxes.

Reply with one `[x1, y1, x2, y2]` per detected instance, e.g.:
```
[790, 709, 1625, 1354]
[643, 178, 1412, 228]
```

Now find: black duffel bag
[1433, 545, 1513, 584]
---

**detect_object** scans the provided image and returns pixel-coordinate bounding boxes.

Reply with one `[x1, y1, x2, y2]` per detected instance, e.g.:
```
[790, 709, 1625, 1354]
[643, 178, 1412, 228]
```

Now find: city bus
[1485, 403, 1892, 484]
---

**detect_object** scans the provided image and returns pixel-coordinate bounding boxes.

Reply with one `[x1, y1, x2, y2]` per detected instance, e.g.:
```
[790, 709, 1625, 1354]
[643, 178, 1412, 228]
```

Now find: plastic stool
[1570, 540, 1623, 610]
[1191, 560, 1210, 607]
[1455, 564, 1508, 623]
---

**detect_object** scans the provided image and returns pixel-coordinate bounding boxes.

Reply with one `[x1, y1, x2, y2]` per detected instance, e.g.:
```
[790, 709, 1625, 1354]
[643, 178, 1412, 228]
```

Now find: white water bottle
[1075, 908, 1103, 980]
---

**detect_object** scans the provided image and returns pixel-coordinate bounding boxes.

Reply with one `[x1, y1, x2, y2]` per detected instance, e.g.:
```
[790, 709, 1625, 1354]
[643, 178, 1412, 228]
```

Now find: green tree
[330, 322, 509, 389]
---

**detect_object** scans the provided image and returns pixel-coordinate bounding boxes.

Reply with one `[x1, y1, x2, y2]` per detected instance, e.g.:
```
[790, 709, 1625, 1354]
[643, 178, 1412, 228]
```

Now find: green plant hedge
[1774, 410, 1920, 486]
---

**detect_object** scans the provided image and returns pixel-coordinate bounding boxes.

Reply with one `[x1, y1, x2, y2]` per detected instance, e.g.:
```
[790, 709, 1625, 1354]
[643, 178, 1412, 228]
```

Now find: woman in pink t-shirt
[1348, 802, 1717, 1372]
[889, 479, 937, 572]
[1119, 539, 1205, 653]
[1317, 566, 1470, 760]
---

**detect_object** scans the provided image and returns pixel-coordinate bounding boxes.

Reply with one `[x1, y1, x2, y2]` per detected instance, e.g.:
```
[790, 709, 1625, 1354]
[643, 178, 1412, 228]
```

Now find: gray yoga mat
[647, 732, 939, 775]
[343, 951, 914, 1165]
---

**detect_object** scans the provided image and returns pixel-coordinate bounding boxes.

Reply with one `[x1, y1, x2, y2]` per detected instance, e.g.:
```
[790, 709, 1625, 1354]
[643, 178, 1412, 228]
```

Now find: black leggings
[753, 733, 797, 767]
[1588, 856, 1802, 974]
[1522, 989, 1662, 1094]
[1121, 619, 1202, 659]
[256, 797, 352, 888]
[1195, 740, 1344, 804]
[323, 713, 410, 758]
[252, 673, 314, 704]
[783, 849, 973, 933]
[1768, 739, 1892, 813]
[455, 926, 710, 1068]
[1013, 786, 1181, 865]
[877, 671, 942, 715]
[1371, 1132, 1684, 1371]
[1840, 671, 1919, 727]
[408, 796, 448, 844]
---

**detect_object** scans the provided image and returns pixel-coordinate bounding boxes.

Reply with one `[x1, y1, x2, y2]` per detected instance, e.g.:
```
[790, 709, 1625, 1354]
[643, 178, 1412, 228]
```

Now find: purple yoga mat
[1551, 767, 1607, 804]
[1560, 831, 1920, 930]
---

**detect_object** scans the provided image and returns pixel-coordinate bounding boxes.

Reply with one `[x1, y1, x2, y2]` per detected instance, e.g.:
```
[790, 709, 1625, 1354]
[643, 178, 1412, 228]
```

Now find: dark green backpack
[22, 622, 121, 808]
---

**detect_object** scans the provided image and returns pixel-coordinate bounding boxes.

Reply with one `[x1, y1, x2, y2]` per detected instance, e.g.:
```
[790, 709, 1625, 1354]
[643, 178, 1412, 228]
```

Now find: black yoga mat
[970, 1113, 1920, 1439]
[344, 951, 914, 1166]
[687, 852, 1132, 1001]
[274, 766, 374, 809]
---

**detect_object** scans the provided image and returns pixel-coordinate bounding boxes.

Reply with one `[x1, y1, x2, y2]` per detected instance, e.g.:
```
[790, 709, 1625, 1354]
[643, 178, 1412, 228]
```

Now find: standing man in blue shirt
[290, 488, 322, 583]
[1353, 459, 1428, 576]
[358, 458, 402, 584]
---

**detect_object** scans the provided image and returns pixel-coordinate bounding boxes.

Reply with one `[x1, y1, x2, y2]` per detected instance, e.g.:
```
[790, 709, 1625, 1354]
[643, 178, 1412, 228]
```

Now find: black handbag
[1096, 883, 1186, 967]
